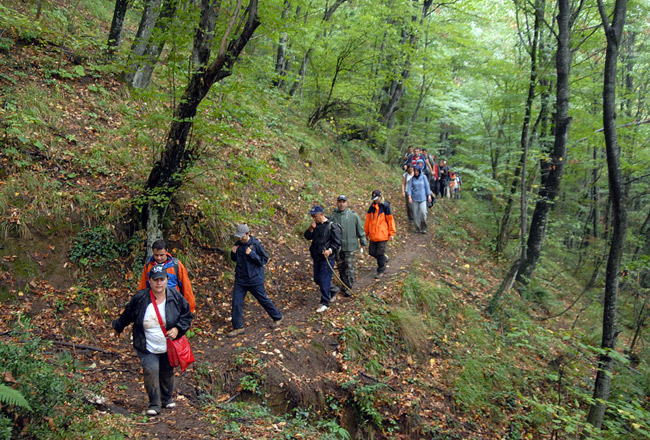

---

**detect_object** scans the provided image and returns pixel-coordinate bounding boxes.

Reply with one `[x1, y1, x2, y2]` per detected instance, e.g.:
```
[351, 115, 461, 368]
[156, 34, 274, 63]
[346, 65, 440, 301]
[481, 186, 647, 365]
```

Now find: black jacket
[304, 218, 341, 261]
[231, 236, 268, 286]
[112, 287, 193, 354]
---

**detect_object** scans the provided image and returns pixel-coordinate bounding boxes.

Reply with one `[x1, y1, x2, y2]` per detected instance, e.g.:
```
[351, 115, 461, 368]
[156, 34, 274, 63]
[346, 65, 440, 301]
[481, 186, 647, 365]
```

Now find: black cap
[149, 264, 168, 280]
[372, 190, 381, 201]
[337, 195, 347, 201]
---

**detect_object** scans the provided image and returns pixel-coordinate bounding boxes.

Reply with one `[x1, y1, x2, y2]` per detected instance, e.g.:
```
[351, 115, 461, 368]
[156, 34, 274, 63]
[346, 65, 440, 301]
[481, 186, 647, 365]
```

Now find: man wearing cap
[304, 205, 342, 313]
[330, 195, 367, 296]
[228, 224, 283, 337]
[364, 190, 396, 278]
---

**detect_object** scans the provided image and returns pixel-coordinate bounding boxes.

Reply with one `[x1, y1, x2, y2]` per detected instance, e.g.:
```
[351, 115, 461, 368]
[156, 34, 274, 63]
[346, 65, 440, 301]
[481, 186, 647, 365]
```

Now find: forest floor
[1, 195, 500, 439]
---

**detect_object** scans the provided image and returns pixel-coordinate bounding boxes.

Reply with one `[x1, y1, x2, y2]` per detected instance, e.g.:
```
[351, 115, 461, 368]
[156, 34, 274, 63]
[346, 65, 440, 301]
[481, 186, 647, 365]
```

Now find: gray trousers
[412, 201, 428, 232]
[137, 350, 174, 411]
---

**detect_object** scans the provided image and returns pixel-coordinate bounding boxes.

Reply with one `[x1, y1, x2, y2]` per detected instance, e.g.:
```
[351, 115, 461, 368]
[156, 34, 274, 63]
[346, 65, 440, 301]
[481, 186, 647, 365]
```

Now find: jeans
[369, 240, 388, 273]
[137, 350, 174, 411]
[313, 257, 335, 306]
[232, 283, 282, 329]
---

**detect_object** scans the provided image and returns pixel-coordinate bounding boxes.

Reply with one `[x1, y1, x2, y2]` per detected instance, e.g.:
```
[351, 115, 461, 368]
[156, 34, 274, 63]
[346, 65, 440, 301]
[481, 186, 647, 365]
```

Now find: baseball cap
[372, 190, 381, 201]
[149, 264, 168, 280]
[234, 224, 250, 238]
[309, 205, 324, 215]
[337, 195, 347, 201]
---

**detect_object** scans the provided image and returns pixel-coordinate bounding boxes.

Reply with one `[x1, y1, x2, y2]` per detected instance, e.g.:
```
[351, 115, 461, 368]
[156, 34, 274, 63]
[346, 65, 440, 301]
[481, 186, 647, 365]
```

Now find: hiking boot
[269, 318, 283, 329]
[316, 305, 329, 313]
[163, 402, 176, 409]
[145, 408, 160, 416]
[227, 328, 245, 338]
[342, 289, 352, 297]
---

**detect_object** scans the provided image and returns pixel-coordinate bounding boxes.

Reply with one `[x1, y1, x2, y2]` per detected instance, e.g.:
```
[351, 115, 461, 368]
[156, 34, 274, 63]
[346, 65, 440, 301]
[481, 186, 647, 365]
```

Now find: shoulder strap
[149, 290, 167, 334]
[172, 258, 180, 279]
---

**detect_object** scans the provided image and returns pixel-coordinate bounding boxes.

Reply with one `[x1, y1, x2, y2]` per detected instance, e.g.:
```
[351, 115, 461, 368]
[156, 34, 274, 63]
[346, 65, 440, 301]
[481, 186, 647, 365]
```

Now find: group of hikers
[401, 146, 461, 234]
[110, 145, 462, 416]
[112, 189, 397, 416]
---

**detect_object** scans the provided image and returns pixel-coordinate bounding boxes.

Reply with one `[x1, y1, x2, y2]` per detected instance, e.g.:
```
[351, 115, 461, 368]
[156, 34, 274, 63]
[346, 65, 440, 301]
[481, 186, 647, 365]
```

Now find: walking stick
[326, 256, 357, 296]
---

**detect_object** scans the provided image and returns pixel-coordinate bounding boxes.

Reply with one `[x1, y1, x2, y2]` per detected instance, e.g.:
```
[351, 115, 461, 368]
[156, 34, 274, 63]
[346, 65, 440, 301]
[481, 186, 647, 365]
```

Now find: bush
[69, 226, 128, 268]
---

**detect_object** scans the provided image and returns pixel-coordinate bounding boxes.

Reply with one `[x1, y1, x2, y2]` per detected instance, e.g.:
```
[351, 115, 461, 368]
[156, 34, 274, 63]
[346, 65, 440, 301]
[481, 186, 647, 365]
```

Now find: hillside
[1, 1, 650, 439]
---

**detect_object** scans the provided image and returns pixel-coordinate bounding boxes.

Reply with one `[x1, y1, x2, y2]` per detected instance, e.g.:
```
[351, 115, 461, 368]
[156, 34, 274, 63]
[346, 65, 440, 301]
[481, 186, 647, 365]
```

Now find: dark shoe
[342, 289, 352, 297]
[269, 318, 283, 329]
[227, 328, 245, 338]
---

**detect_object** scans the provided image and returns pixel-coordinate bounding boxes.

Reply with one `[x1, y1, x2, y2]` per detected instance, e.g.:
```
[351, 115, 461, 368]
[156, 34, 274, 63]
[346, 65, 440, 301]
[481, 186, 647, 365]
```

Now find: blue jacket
[231, 236, 268, 286]
[407, 173, 431, 202]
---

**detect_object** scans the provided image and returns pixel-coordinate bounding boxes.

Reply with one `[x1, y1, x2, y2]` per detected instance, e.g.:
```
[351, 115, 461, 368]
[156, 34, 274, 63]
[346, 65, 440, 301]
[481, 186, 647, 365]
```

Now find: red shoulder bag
[149, 291, 195, 373]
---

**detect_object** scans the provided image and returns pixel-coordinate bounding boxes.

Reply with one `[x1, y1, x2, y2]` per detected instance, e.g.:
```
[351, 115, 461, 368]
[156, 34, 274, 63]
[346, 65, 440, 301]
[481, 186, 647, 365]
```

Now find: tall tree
[107, 0, 131, 55]
[515, 0, 576, 284]
[585, 0, 628, 430]
[134, 0, 260, 247]
[125, 0, 178, 88]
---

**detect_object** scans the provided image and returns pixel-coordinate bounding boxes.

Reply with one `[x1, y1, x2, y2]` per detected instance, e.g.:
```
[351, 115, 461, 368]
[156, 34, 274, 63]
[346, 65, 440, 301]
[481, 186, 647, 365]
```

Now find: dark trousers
[232, 283, 282, 329]
[337, 250, 356, 292]
[369, 240, 388, 273]
[137, 350, 174, 411]
[404, 195, 414, 223]
[313, 257, 335, 306]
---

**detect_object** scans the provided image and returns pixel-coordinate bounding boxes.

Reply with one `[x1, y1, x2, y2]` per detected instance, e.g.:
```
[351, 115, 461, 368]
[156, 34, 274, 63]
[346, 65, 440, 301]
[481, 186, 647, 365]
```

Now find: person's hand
[232, 245, 239, 253]
[389, 236, 394, 241]
[245, 246, 252, 255]
[323, 249, 332, 258]
[310, 220, 317, 230]
[167, 327, 179, 340]
[408, 196, 413, 204]
[428, 195, 432, 202]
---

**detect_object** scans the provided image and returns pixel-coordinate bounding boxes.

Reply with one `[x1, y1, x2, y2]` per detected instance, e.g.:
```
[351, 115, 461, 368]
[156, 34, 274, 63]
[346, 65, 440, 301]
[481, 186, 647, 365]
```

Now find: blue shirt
[407, 173, 431, 202]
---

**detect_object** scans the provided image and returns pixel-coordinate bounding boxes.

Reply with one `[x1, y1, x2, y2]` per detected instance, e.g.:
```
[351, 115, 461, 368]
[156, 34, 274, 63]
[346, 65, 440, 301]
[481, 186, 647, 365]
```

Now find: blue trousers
[232, 283, 282, 329]
[313, 257, 335, 306]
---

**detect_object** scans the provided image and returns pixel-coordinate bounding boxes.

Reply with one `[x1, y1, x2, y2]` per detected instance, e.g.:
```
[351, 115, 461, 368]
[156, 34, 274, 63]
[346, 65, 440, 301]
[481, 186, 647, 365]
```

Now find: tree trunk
[516, 0, 573, 284]
[585, 0, 628, 430]
[191, 0, 221, 71]
[125, 0, 178, 89]
[273, 1, 291, 89]
[107, 0, 130, 55]
[134, 0, 260, 241]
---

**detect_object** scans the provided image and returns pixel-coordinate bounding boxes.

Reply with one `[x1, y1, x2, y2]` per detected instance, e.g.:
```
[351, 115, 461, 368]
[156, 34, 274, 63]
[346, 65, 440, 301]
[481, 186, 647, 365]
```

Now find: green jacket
[330, 208, 367, 252]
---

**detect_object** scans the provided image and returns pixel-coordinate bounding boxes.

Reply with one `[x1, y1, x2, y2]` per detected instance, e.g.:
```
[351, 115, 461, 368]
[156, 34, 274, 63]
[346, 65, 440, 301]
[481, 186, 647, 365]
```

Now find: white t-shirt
[143, 299, 167, 354]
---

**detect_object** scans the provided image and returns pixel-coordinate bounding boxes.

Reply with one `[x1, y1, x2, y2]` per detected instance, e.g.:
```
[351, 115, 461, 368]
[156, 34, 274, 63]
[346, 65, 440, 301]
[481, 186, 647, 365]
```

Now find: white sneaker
[164, 402, 176, 409]
[145, 408, 160, 416]
[316, 305, 329, 313]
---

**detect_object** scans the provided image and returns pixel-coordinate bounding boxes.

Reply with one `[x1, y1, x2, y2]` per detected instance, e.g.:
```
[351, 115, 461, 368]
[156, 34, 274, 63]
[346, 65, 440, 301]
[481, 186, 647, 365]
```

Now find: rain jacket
[329, 208, 368, 252]
[364, 202, 396, 242]
[138, 253, 196, 313]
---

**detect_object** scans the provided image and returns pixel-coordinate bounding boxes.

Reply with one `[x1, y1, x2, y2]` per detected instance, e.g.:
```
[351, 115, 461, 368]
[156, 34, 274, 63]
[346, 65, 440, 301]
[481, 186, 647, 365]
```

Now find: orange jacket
[364, 202, 396, 242]
[138, 253, 196, 313]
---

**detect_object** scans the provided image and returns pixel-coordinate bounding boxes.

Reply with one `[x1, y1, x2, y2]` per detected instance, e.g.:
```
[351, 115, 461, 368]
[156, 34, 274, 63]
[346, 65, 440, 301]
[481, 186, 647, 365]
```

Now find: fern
[0, 383, 32, 411]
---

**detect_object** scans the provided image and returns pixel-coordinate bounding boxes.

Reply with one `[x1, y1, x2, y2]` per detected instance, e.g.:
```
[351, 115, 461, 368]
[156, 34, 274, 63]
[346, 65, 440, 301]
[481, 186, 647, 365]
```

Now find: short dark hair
[152, 239, 167, 251]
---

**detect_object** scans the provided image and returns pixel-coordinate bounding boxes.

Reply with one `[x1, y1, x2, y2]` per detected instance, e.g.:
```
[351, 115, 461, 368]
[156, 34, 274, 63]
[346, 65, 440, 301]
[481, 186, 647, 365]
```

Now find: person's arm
[177, 262, 196, 313]
[137, 263, 149, 290]
[170, 292, 193, 338]
[356, 215, 368, 247]
[112, 293, 139, 334]
[246, 240, 268, 266]
[364, 212, 370, 237]
[328, 223, 342, 255]
[386, 205, 396, 238]
[401, 175, 407, 197]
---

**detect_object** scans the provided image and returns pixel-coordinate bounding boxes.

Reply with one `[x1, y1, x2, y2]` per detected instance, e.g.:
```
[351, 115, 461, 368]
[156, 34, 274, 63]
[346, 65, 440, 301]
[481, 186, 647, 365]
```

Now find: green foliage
[0, 317, 113, 438]
[0, 383, 31, 411]
[342, 378, 394, 429]
[69, 226, 128, 268]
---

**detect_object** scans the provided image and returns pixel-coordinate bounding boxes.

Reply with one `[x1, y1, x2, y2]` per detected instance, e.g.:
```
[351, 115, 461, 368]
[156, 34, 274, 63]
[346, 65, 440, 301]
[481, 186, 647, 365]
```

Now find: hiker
[407, 166, 433, 234]
[421, 148, 434, 182]
[330, 195, 367, 297]
[113, 264, 193, 416]
[401, 164, 415, 225]
[402, 146, 414, 170]
[138, 239, 196, 313]
[439, 160, 451, 199]
[304, 205, 342, 313]
[364, 190, 396, 279]
[453, 172, 462, 199]
[227, 224, 283, 338]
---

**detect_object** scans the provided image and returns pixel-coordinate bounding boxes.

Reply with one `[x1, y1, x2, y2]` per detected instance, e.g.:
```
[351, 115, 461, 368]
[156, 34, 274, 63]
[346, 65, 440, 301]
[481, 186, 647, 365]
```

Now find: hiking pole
[326, 257, 358, 297]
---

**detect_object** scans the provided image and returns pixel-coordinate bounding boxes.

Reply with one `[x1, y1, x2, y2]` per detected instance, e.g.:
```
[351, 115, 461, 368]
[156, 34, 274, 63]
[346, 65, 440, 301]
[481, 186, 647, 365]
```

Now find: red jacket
[364, 202, 396, 242]
[138, 253, 196, 312]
